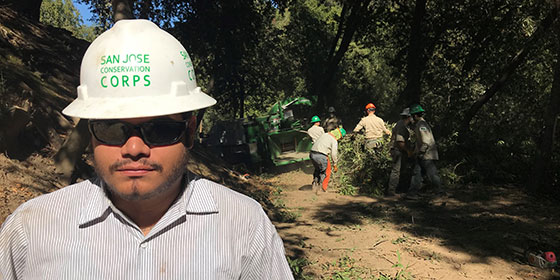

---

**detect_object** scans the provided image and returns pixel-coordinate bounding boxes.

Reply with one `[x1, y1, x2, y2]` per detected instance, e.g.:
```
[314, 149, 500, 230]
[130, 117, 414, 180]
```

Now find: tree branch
[458, 7, 557, 143]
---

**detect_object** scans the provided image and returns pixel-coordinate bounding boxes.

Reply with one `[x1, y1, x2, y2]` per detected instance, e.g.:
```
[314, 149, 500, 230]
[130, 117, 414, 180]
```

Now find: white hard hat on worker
[62, 19, 216, 119]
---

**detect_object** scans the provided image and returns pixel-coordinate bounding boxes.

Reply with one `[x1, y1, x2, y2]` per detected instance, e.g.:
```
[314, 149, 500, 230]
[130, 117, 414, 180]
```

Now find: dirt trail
[268, 162, 559, 279]
[1, 150, 558, 279]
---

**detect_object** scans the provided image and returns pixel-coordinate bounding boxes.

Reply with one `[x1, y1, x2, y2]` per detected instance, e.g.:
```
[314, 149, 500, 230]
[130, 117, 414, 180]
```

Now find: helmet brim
[62, 87, 216, 119]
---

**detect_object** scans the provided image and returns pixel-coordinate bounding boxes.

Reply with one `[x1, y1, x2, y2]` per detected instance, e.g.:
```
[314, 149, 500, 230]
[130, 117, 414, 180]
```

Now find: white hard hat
[400, 108, 410, 116]
[62, 19, 216, 119]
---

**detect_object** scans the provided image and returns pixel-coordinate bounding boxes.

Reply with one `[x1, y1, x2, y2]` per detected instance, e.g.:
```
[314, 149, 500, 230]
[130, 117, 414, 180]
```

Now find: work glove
[333, 165, 338, 172]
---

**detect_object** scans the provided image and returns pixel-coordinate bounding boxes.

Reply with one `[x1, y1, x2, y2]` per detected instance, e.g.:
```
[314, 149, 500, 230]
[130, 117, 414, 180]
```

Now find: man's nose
[121, 134, 150, 159]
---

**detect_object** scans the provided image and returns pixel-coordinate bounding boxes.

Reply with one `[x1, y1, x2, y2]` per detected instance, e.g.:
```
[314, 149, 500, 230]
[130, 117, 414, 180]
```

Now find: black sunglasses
[88, 118, 188, 146]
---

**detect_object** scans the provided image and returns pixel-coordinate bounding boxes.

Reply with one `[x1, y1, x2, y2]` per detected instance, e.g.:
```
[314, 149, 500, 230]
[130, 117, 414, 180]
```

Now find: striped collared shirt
[0, 176, 294, 279]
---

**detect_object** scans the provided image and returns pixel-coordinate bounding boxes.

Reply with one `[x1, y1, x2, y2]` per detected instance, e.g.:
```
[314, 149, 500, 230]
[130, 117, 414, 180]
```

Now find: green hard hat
[329, 127, 346, 140]
[311, 115, 321, 123]
[409, 104, 425, 115]
[340, 127, 347, 137]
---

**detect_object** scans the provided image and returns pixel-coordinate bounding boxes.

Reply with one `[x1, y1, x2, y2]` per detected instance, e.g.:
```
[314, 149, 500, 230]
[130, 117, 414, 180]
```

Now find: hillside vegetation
[0, 6, 282, 223]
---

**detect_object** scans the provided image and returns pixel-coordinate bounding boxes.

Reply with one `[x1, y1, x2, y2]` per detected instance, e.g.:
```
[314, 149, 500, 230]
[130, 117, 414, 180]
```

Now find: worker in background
[307, 115, 324, 143]
[405, 104, 443, 200]
[386, 107, 413, 197]
[0, 20, 293, 279]
[353, 103, 391, 150]
[309, 127, 346, 193]
[322, 106, 343, 132]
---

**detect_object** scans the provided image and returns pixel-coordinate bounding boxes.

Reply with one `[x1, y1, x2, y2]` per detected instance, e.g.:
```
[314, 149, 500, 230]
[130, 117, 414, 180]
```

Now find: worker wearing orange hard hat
[352, 103, 391, 150]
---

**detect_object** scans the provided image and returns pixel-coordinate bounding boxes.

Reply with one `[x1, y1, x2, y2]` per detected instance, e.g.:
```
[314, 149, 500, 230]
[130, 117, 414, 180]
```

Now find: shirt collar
[183, 174, 219, 214]
[78, 178, 114, 227]
[78, 174, 219, 227]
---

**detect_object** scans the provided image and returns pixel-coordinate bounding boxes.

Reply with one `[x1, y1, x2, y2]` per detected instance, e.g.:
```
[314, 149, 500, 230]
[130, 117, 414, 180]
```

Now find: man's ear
[185, 115, 197, 149]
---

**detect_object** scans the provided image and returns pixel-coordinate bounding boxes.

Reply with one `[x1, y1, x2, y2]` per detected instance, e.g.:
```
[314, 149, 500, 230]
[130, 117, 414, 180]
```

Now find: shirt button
[140, 243, 147, 249]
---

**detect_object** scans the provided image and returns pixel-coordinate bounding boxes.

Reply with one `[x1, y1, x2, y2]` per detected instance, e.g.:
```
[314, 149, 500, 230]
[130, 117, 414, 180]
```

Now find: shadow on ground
[309, 184, 560, 279]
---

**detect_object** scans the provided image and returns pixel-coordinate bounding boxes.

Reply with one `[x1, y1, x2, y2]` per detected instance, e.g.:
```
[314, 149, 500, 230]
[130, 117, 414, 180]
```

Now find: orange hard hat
[365, 103, 376, 110]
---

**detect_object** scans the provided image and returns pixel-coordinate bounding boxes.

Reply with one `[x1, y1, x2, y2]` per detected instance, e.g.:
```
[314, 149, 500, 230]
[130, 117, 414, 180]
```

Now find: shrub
[336, 133, 392, 196]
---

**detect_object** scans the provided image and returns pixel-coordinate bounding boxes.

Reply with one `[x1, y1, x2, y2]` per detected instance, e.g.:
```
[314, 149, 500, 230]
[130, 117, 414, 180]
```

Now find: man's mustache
[109, 159, 163, 173]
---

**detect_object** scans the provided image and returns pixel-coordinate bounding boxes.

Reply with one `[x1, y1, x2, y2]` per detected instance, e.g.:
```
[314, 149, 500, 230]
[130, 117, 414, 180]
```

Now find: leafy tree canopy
[40, 0, 98, 41]
[58, 0, 560, 192]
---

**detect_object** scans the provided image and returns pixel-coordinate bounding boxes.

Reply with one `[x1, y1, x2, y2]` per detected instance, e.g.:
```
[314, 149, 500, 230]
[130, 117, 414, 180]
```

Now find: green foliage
[337, 37, 402, 125]
[438, 163, 463, 187]
[323, 253, 374, 280]
[377, 250, 412, 280]
[287, 256, 313, 280]
[284, 0, 343, 96]
[321, 251, 413, 280]
[274, 208, 300, 223]
[175, 1, 289, 119]
[75, 0, 560, 189]
[408, 0, 554, 187]
[438, 129, 537, 184]
[391, 235, 409, 245]
[40, 0, 98, 41]
[336, 132, 393, 196]
[269, 186, 300, 222]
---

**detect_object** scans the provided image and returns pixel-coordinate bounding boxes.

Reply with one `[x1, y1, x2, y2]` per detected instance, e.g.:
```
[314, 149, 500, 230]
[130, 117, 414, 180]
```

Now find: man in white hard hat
[386, 108, 413, 197]
[0, 20, 293, 279]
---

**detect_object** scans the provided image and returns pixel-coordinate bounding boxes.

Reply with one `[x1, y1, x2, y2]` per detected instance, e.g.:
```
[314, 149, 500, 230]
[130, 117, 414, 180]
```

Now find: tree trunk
[196, 77, 215, 130]
[317, 0, 370, 110]
[239, 78, 245, 118]
[398, 0, 427, 108]
[1, 106, 31, 157]
[327, 2, 349, 60]
[458, 8, 557, 144]
[52, 1, 135, 184]
[531, 2, 560, 193]
[54, 119, 90, 184]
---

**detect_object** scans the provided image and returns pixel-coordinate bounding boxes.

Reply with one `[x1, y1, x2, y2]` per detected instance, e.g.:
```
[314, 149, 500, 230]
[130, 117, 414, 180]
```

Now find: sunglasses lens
[90, 121, 130, 145]
[141, 121, 185, 145]
[90, 120, 186, 146]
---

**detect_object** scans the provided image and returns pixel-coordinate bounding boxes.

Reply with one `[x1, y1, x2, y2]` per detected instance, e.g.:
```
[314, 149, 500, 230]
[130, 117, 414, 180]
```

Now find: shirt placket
[136, 238, 152, 280]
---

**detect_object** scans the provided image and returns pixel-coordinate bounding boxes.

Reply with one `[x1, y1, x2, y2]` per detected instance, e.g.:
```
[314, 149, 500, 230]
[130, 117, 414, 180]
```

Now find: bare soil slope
[0, 7, 89, 158]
